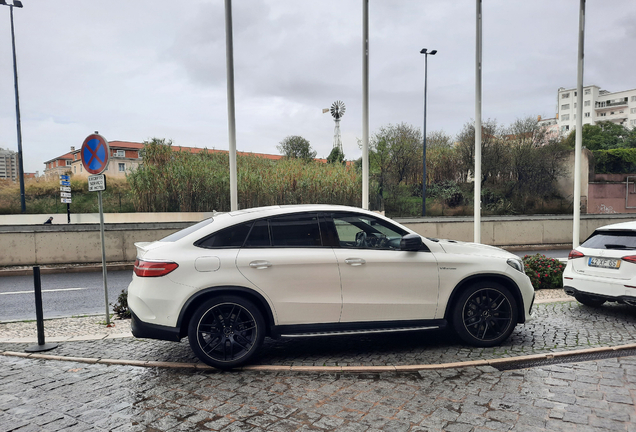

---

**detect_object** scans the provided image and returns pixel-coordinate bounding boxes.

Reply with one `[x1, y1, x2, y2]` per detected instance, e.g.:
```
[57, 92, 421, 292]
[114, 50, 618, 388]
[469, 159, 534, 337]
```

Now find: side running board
[280, 325, 442, 338]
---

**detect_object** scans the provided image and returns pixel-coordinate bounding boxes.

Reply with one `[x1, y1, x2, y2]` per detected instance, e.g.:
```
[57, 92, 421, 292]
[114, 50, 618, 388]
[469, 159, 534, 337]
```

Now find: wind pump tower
[325, 100, 345, 153]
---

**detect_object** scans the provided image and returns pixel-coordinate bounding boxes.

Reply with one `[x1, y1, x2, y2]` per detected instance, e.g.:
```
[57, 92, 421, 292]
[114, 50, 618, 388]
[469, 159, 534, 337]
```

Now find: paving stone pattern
[1, 354, 635, 431]
[2, 302, 635, 367]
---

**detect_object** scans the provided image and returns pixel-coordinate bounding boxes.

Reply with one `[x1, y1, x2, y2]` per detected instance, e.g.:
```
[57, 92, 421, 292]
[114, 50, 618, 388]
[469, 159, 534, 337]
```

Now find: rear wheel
[574, 293, 605, 308]
[188, 296, 265, 370]
[452, 281, 518, 347]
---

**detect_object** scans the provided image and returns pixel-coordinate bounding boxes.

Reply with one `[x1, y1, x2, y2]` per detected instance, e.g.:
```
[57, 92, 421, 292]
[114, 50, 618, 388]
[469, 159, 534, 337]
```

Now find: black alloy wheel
[188, 296, 265, 370]
[453, 282, 518, 347]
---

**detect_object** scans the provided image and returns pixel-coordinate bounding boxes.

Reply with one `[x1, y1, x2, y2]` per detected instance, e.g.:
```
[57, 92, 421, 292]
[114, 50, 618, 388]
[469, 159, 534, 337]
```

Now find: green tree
[426, 130, 460, 184]
[427, 130, 454, 149]
[504, 116, 569, 211]
[326, 146, 345, 165]
[564, 121, 636, 150]
[455, 119, 508, 185]
[277, 135, 317, 161]
[367, 123, 422, 210]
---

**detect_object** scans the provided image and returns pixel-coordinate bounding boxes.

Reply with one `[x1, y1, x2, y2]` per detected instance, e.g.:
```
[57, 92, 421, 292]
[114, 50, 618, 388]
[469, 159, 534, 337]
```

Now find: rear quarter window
[195, 222, 252, 249]
[160, 218, 214, 243]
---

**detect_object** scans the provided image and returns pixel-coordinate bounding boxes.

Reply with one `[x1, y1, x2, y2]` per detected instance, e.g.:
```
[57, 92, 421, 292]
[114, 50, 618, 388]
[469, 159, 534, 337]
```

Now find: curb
[3, 343, 636, 373]
[501, 244, 571, 252]
[0, 263, 134, 277]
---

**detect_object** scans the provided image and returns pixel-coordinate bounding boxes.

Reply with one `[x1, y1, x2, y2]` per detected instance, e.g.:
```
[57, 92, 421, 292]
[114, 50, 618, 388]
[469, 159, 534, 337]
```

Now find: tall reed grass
[1, 141, 361, 215]
[0, 177, 135, 214]
[126, 141, 361, 212]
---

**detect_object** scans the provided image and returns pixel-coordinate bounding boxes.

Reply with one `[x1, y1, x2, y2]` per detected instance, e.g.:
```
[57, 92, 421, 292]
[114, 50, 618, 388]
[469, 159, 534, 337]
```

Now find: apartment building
[44, 141, 144, 179]
[0, 147, 18, 181]
[43, 151, 74, 179]
[557, 85, 636, 135]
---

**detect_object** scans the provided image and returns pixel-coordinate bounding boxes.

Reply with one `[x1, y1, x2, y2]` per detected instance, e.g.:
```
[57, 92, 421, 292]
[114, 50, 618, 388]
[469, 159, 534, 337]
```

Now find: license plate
[588, 257, 621, 269]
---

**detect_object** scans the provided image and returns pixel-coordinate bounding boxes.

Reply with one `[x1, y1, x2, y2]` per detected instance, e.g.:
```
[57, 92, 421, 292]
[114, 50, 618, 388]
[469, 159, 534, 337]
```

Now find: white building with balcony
[557, 85, 636, 135]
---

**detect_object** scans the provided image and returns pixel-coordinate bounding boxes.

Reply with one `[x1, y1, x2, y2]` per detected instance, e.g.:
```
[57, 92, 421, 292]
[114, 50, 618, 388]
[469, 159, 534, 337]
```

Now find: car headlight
[507, 258, 525, 274]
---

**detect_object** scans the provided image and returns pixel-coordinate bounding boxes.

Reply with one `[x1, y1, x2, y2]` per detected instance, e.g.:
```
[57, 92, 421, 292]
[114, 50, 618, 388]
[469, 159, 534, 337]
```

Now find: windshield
[580, 230, 636, 250]
[159, 218, 214, 242]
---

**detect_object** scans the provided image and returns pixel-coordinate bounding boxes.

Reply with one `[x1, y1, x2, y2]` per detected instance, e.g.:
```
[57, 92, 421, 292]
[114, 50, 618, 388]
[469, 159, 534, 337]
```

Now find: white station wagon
[128, 205, 535, 369]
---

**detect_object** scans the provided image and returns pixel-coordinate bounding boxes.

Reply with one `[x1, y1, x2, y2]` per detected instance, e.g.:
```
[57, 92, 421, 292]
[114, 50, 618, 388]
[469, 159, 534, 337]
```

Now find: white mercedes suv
[128, 205, 535, 369]
[563, 221, 636, 307]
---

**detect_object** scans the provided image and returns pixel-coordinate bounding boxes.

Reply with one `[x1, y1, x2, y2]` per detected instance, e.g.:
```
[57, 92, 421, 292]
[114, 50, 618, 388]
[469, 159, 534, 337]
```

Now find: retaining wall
[1, 213, 634, 267]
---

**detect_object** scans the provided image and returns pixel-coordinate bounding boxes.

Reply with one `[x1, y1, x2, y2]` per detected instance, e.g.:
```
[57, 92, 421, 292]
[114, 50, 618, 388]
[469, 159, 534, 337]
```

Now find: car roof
[177, 204, 410, 243]
[224, 204, 381, 220]
[595, 221, 636, 232]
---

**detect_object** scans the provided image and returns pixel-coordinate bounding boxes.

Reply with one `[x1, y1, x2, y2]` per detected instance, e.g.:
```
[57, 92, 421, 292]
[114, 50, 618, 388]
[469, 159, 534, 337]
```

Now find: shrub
[428, 180, 464, 208]
[111, 289, 131, 319]
[522, 254, 565, 290]
[592, 148, 636, 174]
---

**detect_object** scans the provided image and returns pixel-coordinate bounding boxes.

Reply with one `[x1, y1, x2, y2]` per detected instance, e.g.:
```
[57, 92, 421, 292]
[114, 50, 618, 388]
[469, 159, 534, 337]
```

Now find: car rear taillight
[621, 255, 636, 264]
[134, 259, 178, 277]
[568, 250, 585, 260]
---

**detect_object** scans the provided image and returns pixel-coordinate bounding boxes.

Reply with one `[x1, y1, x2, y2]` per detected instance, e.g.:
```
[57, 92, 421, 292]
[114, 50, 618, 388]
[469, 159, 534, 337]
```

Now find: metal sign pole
[25, 266, 58, 353]
[98, 189, 110, 326]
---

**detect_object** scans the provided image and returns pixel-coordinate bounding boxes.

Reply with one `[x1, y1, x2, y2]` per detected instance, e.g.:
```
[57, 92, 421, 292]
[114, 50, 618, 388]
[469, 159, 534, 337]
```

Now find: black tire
[188, 295, 265, 370]
[452, 281, 518, 347]
[574, 293, 605, 308]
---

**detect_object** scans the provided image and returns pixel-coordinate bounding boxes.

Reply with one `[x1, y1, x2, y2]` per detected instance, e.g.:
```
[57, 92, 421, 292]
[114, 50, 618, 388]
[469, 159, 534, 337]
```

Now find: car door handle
[345, 258, 366, 266]
[249, 260, 272, 269]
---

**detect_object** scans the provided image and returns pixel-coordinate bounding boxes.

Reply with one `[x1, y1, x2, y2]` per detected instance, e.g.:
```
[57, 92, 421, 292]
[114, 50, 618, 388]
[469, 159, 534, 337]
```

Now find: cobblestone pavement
[2, 301, 636, 368]
[0, 289, 569, 341]
[1, 353, 635, 432]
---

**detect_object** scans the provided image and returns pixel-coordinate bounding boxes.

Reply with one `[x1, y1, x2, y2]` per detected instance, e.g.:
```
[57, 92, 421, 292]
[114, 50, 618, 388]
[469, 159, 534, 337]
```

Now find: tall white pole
[422, 53, 429, 217]
[474, 0, 482, 243]
[225, 0, 238, 211]
[573, 0, 586, 248]
[362, 0, 369, 210]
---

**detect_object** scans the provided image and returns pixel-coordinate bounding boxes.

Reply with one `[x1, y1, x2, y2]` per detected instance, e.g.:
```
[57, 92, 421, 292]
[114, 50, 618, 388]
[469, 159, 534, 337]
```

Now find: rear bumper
[131, 311, 182, 342]
[563, 286, 636, 306]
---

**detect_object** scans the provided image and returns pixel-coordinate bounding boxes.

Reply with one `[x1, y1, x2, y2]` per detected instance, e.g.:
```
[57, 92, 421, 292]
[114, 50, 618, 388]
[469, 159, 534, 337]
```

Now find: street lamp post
[420, 48, 436, 217]
[1, 0, 26, 213]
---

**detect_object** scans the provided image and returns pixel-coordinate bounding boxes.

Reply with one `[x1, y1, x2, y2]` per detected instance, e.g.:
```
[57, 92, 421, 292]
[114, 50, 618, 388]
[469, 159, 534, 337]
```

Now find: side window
[194, 222, 252, 248]
[332, 213, 406, 250]
[244, 219, 271, 247]
[270, 214, 322, 247]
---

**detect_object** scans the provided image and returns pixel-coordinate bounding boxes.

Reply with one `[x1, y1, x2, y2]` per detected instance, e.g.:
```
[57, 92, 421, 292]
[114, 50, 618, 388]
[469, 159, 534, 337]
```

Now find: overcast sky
[1, 0, 635, 174]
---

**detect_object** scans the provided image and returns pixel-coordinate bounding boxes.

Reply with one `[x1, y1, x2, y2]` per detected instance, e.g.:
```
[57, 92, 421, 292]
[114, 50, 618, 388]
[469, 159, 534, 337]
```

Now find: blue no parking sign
[81, 133, 110, 175]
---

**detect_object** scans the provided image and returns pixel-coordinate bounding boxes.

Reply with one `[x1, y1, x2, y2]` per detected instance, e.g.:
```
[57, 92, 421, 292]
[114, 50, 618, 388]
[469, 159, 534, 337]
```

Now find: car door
[236, 213, 342, 325]
[328, 212, 439, 323]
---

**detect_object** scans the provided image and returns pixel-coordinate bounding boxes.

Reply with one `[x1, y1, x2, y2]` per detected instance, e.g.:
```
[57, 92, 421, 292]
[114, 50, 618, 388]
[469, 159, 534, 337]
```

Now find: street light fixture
[420, 48, 436, 217]
[1, 0, 26, 213]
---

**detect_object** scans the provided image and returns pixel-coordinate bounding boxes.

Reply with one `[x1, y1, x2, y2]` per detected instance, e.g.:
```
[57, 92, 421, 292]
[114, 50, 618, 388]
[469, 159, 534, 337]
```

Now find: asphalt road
[0, 249, 571, 322]
[0, 270, 133, 322]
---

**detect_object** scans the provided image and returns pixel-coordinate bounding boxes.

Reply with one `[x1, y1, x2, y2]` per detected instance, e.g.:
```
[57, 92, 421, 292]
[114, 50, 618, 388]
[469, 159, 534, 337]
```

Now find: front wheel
[188, 296, 265, 370]
[452, 282, 518, 347]
[574, 293, 605, 308]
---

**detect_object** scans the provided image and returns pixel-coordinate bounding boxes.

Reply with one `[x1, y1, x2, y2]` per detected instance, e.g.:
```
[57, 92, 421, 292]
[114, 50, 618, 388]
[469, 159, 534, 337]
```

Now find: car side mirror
[400, 234, 423, 251]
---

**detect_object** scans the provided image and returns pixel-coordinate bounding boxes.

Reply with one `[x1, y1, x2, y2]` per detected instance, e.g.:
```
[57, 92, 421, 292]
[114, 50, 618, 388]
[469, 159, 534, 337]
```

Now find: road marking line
[0, 288, 86, 295]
